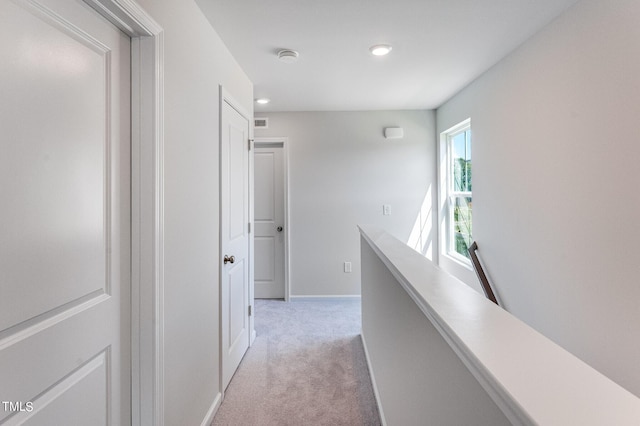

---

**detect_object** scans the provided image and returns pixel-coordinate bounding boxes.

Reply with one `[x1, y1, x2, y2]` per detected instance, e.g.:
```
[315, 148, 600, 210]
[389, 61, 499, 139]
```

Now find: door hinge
[248, 305, 252, 316]
[248, 222, 251, 233]
[248, 138, 254, 151]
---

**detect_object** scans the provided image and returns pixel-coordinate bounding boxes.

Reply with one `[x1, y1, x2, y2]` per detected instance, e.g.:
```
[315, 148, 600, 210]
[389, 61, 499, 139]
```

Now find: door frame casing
[254, 137, 291, 301]
[219, 86, 255, 397]
[83, 1, 165, 425]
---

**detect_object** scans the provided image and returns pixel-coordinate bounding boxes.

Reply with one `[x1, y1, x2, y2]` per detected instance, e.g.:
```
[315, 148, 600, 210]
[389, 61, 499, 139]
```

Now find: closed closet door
[0, 0, 131, 423]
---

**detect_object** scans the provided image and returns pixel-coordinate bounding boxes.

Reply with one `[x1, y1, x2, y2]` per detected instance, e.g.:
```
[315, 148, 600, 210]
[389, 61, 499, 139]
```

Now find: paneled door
[0, 0, 131, 424]
[220, 94, 251, 390]
[254, 144, 285, 299]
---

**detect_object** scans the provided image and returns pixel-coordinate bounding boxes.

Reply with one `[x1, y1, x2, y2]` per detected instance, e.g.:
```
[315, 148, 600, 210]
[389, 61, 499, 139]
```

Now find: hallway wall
[136, 1, 253, 424]
[437, 0, 640, 397]
[255, 110, 436, 297]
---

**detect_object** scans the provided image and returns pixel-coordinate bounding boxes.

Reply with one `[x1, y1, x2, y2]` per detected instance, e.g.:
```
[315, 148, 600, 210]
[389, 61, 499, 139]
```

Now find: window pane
[452, 130, 471, 192]
[465, 130, 472, 191]
[452, 196, 472, 258]
[443, 120, 472, 264]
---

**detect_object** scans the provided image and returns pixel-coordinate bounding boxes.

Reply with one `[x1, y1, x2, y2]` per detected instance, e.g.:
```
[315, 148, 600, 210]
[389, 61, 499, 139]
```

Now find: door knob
[224, 255, 235, 264]
[277, 226, 283, 232]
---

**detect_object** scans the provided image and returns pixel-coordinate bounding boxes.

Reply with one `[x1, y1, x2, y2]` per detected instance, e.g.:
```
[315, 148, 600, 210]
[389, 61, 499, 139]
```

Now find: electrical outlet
[383, 204, 391, 215]
[344, 262, 352, 273]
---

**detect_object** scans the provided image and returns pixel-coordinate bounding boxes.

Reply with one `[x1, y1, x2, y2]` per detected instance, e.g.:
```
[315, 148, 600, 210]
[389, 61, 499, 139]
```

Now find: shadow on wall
[407, 185, 434, 260]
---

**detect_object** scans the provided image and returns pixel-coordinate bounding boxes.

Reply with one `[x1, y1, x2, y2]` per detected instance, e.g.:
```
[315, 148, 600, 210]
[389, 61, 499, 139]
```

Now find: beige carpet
[212, 299, 381, 426]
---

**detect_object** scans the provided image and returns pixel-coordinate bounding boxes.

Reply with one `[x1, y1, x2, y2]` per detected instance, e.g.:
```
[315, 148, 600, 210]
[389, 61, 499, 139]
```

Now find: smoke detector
[278, 49, 299, 63]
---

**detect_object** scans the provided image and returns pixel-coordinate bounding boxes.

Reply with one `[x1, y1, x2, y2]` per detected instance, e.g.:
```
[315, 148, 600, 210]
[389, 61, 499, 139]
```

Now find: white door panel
[228, 260, 247, 347]
[220, 98, 250, 390]
[254, 146, 285, 298]
[254, 237, 275, 281]
[6, 350, 108, 426]
[0, 0, 130, 423]
[254, 152, 275, 220]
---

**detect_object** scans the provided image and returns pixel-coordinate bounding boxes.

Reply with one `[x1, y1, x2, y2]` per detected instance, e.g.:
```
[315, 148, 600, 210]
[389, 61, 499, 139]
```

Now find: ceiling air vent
[254, 117, 269, 129]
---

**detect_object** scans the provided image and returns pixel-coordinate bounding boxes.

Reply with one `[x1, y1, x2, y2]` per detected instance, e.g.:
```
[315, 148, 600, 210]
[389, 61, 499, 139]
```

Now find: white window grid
[445, 121, 472, 264]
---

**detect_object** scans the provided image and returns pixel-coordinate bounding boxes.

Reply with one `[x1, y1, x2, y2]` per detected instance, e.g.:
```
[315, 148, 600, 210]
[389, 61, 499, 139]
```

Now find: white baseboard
[199, 392, 222, 426]
[289, 295, 361, 302]
[360, 332, 387, 426]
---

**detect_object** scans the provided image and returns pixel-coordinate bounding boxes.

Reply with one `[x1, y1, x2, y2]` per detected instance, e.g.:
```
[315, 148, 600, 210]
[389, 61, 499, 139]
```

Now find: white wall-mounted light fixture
[278, 49, 299, 63]
[384, 127, 404, 139]
[370, 44, 392, 56]
[255, 98, 270, 105]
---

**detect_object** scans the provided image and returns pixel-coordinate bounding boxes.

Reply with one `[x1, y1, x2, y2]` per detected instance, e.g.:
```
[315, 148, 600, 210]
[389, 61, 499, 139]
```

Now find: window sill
[442, 252, 473, 270]
[439, 252, 478, 293]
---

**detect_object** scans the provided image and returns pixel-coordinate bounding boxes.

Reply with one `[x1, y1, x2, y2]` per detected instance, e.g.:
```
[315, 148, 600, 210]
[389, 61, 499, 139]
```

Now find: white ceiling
[196, 0, 579, 112]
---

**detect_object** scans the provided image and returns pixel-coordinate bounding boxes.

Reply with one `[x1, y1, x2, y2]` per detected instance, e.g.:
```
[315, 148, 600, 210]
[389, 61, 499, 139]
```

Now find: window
[443, 120, 472, 262]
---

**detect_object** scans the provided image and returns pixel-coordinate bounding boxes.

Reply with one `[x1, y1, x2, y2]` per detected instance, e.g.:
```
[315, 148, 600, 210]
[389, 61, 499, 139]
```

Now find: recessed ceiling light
[255, 98, 270, 105]
[369, 44, 392, 56]
[277, 49, 299, 63]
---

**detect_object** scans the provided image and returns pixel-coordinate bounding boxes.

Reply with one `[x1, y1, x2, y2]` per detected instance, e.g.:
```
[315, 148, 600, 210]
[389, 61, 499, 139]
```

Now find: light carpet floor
[212, 299, 381, 426]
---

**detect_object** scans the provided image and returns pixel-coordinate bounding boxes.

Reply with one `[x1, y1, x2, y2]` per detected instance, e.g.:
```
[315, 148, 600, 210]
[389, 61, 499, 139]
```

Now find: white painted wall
[255, 111, 436, 297]
[437, 0, 640, 397]
[135, 1, 253, 424]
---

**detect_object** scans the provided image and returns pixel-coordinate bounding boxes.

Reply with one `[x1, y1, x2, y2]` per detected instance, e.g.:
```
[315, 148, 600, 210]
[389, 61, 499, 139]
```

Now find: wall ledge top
[358, 224, 640, 426]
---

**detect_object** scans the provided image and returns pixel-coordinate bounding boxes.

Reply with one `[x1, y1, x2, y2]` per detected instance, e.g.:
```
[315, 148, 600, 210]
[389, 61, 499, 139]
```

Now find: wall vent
[254, 117, 269, 129]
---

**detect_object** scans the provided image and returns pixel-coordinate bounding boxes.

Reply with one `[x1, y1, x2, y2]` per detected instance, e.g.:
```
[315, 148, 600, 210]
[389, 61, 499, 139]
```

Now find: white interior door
[0, 0, 130, 424]
[254, 144, 285, 299]
[220, 96, 251, 390]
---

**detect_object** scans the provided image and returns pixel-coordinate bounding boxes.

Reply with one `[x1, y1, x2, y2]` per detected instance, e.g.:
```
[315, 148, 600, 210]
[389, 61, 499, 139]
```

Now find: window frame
[439, 118, 473, 268]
